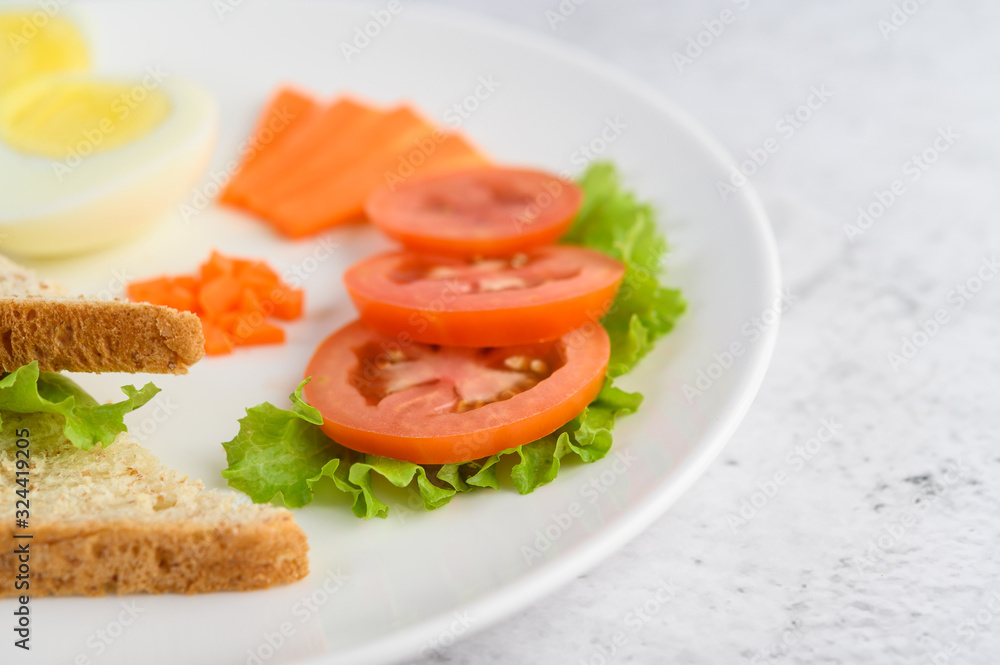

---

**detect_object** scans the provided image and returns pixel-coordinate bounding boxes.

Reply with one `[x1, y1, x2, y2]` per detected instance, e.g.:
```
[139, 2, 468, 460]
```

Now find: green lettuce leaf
[0, 361, 160, 450]
[220, 162, 682, 518]
[563, 162, 686, 375]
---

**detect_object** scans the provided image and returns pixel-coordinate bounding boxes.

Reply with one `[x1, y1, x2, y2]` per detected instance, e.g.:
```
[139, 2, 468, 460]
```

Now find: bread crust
[0, 296, 204, 374]
[0, 513, 309, 596]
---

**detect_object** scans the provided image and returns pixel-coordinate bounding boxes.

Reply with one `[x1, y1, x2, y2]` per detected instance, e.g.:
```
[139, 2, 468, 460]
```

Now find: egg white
[0, 75, 218, 257]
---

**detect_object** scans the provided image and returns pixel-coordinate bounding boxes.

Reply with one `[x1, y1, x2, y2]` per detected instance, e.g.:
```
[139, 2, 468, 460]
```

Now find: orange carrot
[128, 251, 304, 355]
[229, 98, 381, 207]
[236, 261, 281, 292]
[245, 105, 431, 215]
[200, 250, 238, 282]
[219, 87, 319, 206]
[220, 87, 493, 238]
[198, 275, 242, 319]
[202, 320, 235, 356]
[268, 286, 304, 320]
[265, 131, 488, 238]
[239, 287, 266, 316]
[126, 276, 198, 312]
[223, 313, 286, 346]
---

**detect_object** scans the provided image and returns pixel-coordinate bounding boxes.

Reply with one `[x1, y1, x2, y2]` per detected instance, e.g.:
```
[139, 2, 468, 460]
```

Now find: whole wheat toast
[0, 256, 309, 595]
[0, 255, 204, 374]
[0, 417, 309, 596]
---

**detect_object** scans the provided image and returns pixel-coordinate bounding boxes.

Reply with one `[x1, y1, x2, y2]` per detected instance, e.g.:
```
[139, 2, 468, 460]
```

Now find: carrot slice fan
[220, 87, 320, 206]
[219, 88, 490, 238]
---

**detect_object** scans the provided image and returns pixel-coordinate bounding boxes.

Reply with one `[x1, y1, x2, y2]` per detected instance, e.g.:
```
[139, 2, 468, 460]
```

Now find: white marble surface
[407, 1, 1000, 664]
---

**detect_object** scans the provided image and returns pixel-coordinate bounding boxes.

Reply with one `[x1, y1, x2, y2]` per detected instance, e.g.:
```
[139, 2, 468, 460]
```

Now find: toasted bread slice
[0, 415, 309, 596]
[0, 255, 204, 374]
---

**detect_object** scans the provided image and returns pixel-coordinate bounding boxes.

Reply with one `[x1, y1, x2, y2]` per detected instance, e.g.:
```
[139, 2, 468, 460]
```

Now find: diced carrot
[127, 277, 171, 305]
[202, 320, 235, 355]
[198, 275, 242, 319]
[238, 287, 268, 316]
[240, 321, 285, 346]
[160, 281, 197, 313]
[228, 98, 381, 208]
[172, 275, 199, 292]
[127, 277, 198, 312]
[128, 250, 303, 356]
[269, 286, 304, 320]
[236, 261, 281, 292]
[219, 87, 319, 205]
[240, 282, 304, 320]
[264, 131, 489, 238]
[199, 250, 235, 282]
[221, 311, 286, 346]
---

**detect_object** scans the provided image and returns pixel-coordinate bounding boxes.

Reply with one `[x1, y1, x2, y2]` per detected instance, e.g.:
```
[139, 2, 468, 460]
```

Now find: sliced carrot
[220, 87, 319, 205]
[228, 98, 381, 207]
[202, 320, 235, 356]
[198, 275, 242, 319]
[264, 131, 489, 238]
[379, 132, 491, 190]
[246, 105, 431, 215]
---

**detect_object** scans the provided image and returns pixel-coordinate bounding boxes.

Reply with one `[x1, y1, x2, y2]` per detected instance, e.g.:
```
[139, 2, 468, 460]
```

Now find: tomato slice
[364, 167, 583, 257]
[344, 246, 624, 346]
[303, 320, 609, 464]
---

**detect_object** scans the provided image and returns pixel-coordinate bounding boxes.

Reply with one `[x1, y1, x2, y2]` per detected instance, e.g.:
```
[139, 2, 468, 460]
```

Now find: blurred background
[407, 1, 1000, 664]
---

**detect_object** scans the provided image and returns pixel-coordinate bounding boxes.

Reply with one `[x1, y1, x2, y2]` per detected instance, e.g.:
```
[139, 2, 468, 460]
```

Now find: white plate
[2, 3, 779, 664]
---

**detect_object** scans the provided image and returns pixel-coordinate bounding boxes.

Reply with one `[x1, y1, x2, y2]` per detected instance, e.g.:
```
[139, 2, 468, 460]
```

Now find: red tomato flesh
[365, 167, 583, 257]
[344, 246, 625, 346]
[303, 320, 610, 464]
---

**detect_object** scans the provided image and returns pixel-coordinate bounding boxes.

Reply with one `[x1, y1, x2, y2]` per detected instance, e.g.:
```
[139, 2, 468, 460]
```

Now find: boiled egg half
[0, 12, 218, 257]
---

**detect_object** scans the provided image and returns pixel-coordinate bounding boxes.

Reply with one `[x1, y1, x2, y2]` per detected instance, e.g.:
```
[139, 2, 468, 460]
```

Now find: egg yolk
[0, 78, 171, 158]
[0, 13, 91, 95]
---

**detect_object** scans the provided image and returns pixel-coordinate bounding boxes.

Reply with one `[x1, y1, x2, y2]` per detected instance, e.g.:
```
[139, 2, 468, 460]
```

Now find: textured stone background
[408, 1, 1000, 663]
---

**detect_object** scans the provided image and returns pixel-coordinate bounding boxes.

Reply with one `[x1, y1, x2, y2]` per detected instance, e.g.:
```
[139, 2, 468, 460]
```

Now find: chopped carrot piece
[127, 277, 198, 312]
[269, 286, 304, 320]
[161, 282, 197, 313]
[242, 321, 285, 345]
[172, 275, 199, 292]
[199, 250, 235, 282]
[202, 320, 235, 355]
[198, 275, 242, 319]
[238, 287, 263, 313]
[126, 277, 169, 305]
[237, 261, 281, 292]
[222, 312, 286, 346]
[128, 250, 304, 356]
